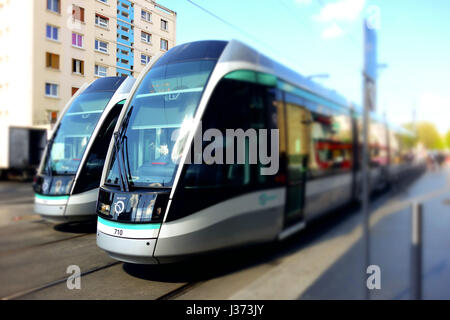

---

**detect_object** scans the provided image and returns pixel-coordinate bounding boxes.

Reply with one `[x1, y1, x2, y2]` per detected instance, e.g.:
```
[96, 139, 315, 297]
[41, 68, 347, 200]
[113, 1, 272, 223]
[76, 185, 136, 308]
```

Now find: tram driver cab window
[73, 101, 124, 194]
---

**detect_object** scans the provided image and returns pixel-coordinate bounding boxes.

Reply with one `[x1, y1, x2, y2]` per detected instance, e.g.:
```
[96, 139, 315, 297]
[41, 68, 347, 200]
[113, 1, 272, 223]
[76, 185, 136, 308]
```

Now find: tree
[399, 122, 418, 149]
[417, 122, 444, 150]
[400, 121, 445, 150]
[446, 130, 450, 149]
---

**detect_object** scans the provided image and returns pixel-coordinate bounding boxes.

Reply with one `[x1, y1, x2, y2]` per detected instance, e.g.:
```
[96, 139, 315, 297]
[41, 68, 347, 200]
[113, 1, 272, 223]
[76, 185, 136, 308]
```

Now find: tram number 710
[114, 229, 124, 236]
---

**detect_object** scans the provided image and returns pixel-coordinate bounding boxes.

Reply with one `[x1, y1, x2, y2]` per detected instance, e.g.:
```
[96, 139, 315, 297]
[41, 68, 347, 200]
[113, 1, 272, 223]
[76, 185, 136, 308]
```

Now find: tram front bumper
[34, 189, 98, 222]
[96, 217, 159, 264]
[34, 194, 69, 221]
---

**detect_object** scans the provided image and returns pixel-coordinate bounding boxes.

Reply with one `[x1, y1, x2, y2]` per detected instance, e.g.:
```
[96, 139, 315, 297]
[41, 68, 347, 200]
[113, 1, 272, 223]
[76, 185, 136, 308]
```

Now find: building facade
[0, 0, 176, 169]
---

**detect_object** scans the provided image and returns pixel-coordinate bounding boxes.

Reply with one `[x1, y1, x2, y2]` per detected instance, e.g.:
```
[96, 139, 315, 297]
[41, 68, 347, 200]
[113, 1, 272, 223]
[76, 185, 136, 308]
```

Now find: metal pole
[362, 77, 370, 300]
[362, 18, 376, 300]
[411, 201, 423, 300]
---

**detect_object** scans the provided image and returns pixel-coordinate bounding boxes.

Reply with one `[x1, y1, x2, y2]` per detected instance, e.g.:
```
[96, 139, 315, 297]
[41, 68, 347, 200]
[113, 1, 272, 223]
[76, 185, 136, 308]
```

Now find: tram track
[0, 218, 98, 256]
[0, 233, 89, 257]
[1, 222, 199, 300]
[4, 256, 203, 300]
[156, 282, 203, 300]
[0, 197, 34, 205]
[2, 261, 121, 300]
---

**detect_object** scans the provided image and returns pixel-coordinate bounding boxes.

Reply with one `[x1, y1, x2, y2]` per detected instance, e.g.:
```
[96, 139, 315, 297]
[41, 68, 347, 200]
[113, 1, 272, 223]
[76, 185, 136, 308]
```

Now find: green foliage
[446, 130, 450, 149]
[399, 123, 418, 149]
[417, 122, 445, 150]
[401, 122, 447, 150]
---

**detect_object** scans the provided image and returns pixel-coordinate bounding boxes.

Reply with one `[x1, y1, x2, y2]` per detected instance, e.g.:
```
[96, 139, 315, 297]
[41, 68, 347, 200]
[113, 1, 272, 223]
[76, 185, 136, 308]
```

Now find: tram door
[284, 102, 312, 226]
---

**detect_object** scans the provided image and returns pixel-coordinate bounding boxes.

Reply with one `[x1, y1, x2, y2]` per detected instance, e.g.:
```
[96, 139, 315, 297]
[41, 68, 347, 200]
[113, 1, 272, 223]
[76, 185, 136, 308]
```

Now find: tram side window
[369, 121, 389, 167]
[284, 100, 312, 182]
[73, 102, 123, 194]
[182, 77, 273, 189]
[167, 75, 277, 222]
[308, 110, 353, 178]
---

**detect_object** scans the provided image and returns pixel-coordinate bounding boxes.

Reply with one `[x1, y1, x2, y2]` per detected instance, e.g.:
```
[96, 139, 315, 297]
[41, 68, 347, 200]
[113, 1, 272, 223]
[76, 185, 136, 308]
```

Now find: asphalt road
[0, 166, 449, 300]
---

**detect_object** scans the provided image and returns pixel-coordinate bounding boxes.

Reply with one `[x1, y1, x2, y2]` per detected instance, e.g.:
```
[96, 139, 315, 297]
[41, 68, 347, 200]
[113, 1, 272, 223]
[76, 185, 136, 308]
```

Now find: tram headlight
[99, 203, 111, 215]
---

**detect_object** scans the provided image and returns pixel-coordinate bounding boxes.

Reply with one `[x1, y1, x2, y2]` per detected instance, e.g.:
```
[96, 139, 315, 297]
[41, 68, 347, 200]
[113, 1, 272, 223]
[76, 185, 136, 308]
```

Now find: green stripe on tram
[98, 217, 161, 230]
[277, 80, 345, 111]
[224, 70, 277, 87]
[35, 194, 69, 201]
[224, 70, 346, 111]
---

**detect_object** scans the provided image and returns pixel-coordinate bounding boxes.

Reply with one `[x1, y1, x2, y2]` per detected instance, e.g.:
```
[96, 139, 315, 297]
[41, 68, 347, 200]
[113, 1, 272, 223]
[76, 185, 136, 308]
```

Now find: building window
[121, 11, 129, 18]
[160, 38, 168, 51]
[161, 19, 168, 31]
[46, 25, 59, 41]
[45, 83, 58, 97]
[141, 54, 151, 65]
[72, 59, 84, 75]
[141, 31, 151, 43]
[141, 9, 151, 22]
[95, 39, 108, 53]
[47, 0, 60, 13]
[98, 0, 108, 3]
[72, 32, 83, 48]
[72, 87, 79, 96]
[49, 110, 59, 124]
[46, 52, 60, 69]
[95, 14, 109, 28]
[121, 35, 129, 41]
[72, 5, 85, 22]
[95, 65, 107, 77]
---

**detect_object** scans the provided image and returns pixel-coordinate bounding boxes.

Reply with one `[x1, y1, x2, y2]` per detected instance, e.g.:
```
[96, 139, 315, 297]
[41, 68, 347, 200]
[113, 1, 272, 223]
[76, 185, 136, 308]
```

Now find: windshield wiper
[123, 135, 133, 184]
[113, 132, 129, 192]
[46, 160, 53, 177]
[45, 138, 55, 177]
[112, 106, 134, 192]
[44, 122, 62, 177]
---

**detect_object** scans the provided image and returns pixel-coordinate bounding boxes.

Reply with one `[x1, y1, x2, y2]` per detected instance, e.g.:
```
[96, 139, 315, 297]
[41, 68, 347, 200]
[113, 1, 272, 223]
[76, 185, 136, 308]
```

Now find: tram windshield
[44, 91, 115, 175]
[105, 59, 216, 188]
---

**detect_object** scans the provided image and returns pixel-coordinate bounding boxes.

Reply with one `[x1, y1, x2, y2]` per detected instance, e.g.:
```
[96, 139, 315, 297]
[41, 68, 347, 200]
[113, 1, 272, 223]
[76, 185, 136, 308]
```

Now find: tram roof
[84, 76, 128, 93]
[157, 39, 351, 110]
[162, 40, 407, 132]
[218, 39, 352, 110]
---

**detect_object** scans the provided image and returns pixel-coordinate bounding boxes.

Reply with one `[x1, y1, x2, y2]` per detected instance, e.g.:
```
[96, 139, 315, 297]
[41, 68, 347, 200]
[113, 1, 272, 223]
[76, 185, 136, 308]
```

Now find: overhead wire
[185, 0, 299, 69]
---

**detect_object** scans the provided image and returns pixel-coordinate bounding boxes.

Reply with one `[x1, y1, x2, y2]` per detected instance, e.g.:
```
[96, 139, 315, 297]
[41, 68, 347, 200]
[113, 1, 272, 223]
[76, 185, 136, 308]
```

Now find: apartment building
[0, 0, 176, 170]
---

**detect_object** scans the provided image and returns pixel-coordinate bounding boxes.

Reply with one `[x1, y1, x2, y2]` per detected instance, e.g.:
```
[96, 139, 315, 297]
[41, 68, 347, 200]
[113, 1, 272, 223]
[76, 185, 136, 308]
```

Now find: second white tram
[33, 76, 135, 222]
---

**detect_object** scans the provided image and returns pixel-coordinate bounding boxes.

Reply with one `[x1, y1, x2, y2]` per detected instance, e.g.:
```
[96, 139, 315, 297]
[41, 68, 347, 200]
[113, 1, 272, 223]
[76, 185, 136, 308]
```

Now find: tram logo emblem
[114, 200, 125, 214]
[259, 193, 277, 206]
[42, 181, 49, 193]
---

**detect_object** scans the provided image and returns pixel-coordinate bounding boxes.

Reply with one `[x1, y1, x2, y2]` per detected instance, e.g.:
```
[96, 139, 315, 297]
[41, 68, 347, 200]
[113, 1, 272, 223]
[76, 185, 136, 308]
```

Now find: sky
[157, 0, 450, 133]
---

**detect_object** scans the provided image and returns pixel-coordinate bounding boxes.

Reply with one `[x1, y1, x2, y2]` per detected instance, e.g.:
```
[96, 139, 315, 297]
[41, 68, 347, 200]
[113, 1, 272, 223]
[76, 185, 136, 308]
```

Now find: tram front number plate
[97, 218, 160, 239]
